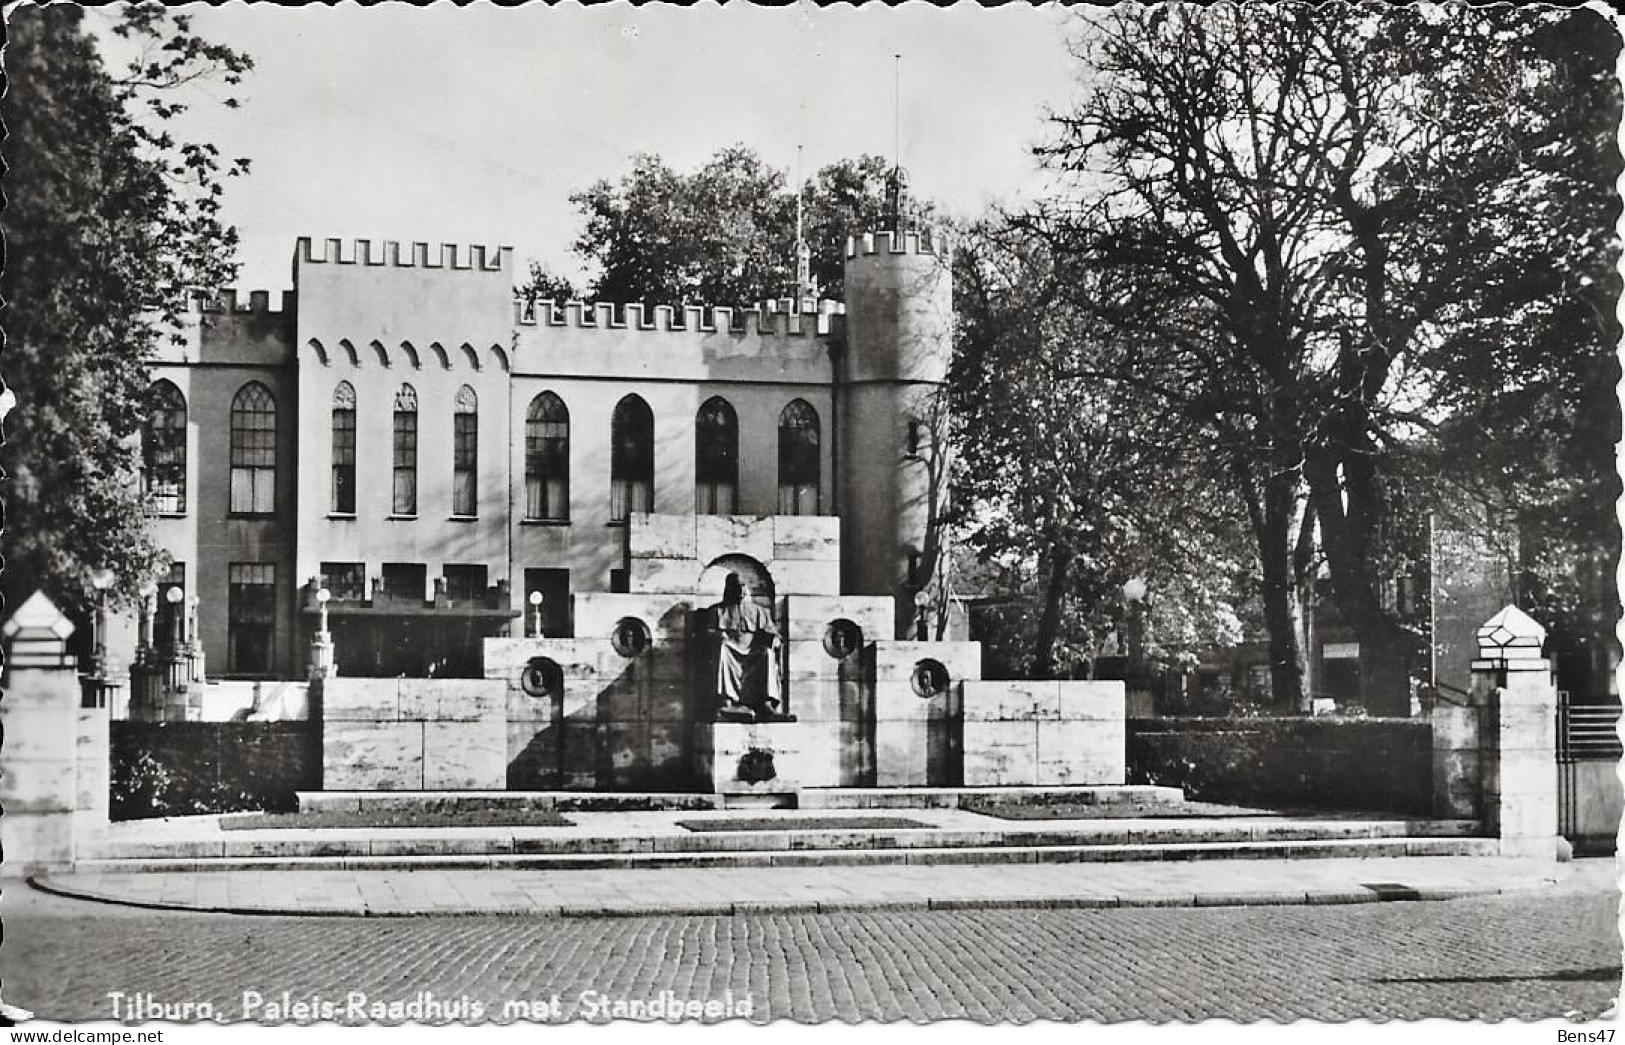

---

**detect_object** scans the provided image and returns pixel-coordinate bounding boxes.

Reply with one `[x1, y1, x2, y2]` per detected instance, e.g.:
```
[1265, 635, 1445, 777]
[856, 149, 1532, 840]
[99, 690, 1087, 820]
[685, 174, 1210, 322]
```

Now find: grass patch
[676, 816, 935, 832]
[960, 799, 1282, 821]
[218, 808, 575, 831]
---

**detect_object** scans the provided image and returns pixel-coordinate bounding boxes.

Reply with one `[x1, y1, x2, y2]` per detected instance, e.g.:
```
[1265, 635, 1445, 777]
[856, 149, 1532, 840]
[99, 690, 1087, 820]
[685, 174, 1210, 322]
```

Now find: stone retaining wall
[319, 677, 507, 790]
[963, 681, 1126, 787]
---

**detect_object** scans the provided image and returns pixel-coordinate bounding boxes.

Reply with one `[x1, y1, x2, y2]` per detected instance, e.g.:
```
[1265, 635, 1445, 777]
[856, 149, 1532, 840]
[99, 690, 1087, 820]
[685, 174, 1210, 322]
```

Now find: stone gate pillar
[1, 592, 106, 872]
[1470, 604, 1560, 860]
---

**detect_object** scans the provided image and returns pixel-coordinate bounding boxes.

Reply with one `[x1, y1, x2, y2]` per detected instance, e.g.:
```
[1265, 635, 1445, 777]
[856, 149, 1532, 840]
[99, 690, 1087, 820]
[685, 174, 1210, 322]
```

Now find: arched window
[452, 385, 478, 517]
[694, 396, 738, 514]
[331, 382, 356, 515]
[610, 394, 654, 522]
[778, 399, 820, 515]
[229, 382, 276, 515]
[525, 392, 569, 522]
[144, 380, 187, 513]
[392, 384, 418, 516]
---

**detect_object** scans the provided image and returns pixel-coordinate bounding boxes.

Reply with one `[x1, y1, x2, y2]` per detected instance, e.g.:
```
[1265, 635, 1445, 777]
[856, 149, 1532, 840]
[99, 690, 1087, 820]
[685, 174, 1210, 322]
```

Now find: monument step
[297, 791, 725, 814]
[797, 785, 1186, 809]
[296, 785, 1185, 815]
[82, 817, 1482, 862]
[70, 835, 1501, 874]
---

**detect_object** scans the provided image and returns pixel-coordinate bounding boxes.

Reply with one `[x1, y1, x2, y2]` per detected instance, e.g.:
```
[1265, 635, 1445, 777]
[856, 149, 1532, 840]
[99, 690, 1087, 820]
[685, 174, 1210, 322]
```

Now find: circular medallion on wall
[823, 618, 863, 660]
[521, 657, 563, 699]
[611, 616, 652, 658]
[911, 658, 950, 698]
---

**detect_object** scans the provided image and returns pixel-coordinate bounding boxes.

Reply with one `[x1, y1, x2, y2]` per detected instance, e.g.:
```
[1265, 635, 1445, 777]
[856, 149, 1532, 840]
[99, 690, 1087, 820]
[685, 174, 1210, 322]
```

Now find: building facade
[134, 226, 953, 682]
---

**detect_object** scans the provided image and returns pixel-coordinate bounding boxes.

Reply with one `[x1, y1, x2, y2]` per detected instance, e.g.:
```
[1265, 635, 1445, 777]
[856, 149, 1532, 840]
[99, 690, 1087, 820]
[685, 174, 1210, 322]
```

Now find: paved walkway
[30, 854, 1579, 917]
[7, 861, 1618, 1022]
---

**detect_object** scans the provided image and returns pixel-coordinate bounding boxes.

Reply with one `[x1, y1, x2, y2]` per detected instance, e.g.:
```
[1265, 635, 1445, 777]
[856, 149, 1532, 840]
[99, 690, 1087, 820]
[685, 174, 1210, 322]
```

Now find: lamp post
[137, 583, 157, 664]
[309, 586, 337, 681]
[164, 585, 185, 650]
[90, 568, 116, 678]
[913, 588, 932, 641]
[1121, 576, 1147, 679]
[528, 590, 544, 638]
[186, 595, 201, 646]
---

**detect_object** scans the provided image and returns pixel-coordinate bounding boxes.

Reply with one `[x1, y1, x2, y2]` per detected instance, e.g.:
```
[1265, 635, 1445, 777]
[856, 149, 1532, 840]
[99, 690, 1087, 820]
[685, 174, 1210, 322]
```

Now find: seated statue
[707, 572, 782, 722]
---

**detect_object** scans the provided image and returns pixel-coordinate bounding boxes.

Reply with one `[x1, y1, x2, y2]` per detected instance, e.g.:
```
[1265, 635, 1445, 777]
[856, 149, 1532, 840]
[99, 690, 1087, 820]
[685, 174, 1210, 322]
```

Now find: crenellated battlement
[513, 298, 845, 337]
[295, 237, 511, 273]
[844, 228, 949, 260]
[191, 288, 296, 314]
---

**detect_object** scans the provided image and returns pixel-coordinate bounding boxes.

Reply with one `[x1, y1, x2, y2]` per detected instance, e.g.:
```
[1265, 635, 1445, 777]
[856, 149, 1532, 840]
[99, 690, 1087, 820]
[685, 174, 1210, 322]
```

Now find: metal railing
[1558, 695, 1622, 762]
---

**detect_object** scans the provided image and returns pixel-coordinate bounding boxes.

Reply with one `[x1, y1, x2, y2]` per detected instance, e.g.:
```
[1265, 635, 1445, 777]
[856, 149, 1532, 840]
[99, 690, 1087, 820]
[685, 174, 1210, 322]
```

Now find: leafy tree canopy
[949, 221, 1252, 679]
[519, 148, 929, 307]
[1021, 3, 1620, 706]
[2, 5, 251, 616]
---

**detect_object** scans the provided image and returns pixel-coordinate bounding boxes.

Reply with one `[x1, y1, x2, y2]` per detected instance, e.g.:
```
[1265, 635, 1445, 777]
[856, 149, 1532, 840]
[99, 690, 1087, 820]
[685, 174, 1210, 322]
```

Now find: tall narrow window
[319, 561, 365, 602]
[144, 380, 187, 513]
[525, 392, 569, 521]
[442, 564, 488, 604]
[694, 396, 738, 514]
[452, 385, 478, 517]
[331, 382, 356, 515]
[381, 562, 427, 602]
[610, 394, 654, 522]
[778, 399, 821, 515]
[523, 567, 572, 637]
[229, 382, 276, 514]
[905, 418, 926, 457]
[392, 384, 418, 516]
[227, 562, 276, 674]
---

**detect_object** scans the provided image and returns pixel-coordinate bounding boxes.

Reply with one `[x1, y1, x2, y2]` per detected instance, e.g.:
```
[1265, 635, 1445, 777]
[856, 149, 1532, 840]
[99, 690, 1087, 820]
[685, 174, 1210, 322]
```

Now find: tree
[1423, 13, 1622, 688]
[554, 147, 925, 307]
[949, 220, 1251, 680]
[515, 260, 576, 307]
[1029, 4, 1619, 711]
[1, 5, 251, 618]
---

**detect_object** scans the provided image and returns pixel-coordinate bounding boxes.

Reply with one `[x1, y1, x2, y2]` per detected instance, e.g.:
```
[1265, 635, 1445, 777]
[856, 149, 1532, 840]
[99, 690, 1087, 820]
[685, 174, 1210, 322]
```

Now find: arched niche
[698, 554, 776, 607]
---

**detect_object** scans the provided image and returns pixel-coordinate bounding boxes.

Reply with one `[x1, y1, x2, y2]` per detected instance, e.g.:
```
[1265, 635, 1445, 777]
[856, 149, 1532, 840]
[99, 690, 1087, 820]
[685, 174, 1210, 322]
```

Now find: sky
[89, 2, 1084, 294]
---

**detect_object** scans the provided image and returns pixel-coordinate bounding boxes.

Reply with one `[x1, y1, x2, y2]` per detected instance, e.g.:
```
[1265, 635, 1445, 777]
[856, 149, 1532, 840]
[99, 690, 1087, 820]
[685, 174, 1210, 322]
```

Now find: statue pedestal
[706, 718, 829, 796]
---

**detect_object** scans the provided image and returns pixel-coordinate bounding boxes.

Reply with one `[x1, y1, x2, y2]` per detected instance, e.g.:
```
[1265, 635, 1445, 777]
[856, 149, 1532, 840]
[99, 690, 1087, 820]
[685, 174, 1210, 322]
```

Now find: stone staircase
[295, 784, 1188, 813]
[75, 786, 1493, 873]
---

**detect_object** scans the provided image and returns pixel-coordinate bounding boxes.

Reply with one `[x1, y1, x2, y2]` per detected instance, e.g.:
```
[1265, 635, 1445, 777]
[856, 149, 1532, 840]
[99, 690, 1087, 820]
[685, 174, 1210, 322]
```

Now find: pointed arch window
[331, 381, 357, 515]
[392, 384, 418, 516]
[695, 396, 739, 514]
[525, 392, 569, 522]
[452, 384, 478, 517]
[778, 399, 820, 515]
[144, 380, 187, 513]
[229, 382, 276, 515]
[610, 394, 654, 522]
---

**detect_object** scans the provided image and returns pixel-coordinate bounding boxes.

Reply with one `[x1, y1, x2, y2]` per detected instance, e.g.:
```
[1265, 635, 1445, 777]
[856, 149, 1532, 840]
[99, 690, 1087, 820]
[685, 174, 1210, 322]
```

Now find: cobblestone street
[1, 872, 1617, 1023]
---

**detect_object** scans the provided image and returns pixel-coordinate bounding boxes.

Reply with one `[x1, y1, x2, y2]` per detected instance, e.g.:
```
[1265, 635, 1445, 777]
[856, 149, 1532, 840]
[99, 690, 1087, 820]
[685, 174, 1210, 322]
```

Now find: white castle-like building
[133, 220, 953, 683]
[121, 210, 1127, 796]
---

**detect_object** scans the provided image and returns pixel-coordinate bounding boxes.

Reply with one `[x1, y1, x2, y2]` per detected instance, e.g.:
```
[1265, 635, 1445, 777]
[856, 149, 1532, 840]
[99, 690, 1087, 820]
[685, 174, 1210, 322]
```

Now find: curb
[27, 874, 1537, 919]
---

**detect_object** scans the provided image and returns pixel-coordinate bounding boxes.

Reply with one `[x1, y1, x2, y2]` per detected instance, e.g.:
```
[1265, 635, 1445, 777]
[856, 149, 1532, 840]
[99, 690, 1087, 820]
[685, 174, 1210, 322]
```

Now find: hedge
[1126, 716, 1433, 815]
[110, 721, 320, 821]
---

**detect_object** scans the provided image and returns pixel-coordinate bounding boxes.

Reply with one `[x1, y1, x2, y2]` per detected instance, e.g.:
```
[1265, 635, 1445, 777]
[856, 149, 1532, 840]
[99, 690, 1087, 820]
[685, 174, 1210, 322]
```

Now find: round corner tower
[836, 227, 954, 638]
